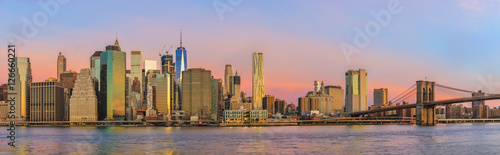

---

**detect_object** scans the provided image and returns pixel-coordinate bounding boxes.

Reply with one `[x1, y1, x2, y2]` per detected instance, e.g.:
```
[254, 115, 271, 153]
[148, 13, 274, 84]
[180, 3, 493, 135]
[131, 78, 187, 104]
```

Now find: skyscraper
[99, 39, 126, 120]
[130, 51, 143, 109]
[252, 52, 265, 110]
[60, 71, 78, 121]
[211, 78, 223, 121]
[57, 52, 66, 81]
[181, 68, 211, 118]
[345, 69, 367, 113]
[161, 54, 175, 74]
[176, 30, 187, 82]
[224, 64, 232, 95]
[69, 68, 98, 121]
[90, 51, 103, 91]
[232, 71, 241, 101]
[147, 73, 172, 116]
[30, 81, 65, 121]
[374, 88, 388, 106]
[12, 57, 32, 120]
[161, 53, 177, 111]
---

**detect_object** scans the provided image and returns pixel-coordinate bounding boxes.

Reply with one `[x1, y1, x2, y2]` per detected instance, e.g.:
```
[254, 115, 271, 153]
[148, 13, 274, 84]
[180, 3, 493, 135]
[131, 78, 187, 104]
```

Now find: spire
[114, 33, 119, 46]
[180, 29, 183, 47]
[59, 52, 61, 55]
[235, 71, 238, 76]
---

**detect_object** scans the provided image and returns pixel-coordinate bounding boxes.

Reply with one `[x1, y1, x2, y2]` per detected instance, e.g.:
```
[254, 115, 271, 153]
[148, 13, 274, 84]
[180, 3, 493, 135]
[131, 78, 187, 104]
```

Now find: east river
[1, 124, 500, 154]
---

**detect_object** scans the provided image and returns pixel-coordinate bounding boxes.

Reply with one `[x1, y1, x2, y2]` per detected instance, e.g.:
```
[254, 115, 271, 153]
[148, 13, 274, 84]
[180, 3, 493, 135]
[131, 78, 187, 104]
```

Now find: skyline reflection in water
[1, 124, 500, 154]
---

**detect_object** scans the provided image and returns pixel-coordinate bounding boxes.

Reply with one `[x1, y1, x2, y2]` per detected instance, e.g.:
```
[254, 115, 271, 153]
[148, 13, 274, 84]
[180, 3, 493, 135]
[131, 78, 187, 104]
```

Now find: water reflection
[2, 124, 500, 154]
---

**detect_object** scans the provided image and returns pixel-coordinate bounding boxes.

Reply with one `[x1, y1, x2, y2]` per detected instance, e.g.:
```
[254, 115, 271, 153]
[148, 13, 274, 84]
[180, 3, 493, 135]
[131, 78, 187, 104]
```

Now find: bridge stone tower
[416, 81, 436, 126]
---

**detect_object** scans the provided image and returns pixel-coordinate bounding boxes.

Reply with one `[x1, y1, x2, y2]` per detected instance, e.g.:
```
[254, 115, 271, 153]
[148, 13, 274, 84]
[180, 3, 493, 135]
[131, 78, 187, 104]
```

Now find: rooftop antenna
[180, 29, 183, 47]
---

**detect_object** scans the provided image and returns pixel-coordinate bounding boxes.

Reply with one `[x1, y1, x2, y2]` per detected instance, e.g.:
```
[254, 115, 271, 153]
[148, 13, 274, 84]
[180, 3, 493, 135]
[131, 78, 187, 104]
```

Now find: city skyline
[2, 1, 500, 107]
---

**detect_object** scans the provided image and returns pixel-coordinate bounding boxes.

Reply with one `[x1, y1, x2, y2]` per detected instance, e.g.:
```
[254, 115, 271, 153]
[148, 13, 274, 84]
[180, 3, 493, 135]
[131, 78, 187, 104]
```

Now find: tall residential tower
[252, 52, 265, 110]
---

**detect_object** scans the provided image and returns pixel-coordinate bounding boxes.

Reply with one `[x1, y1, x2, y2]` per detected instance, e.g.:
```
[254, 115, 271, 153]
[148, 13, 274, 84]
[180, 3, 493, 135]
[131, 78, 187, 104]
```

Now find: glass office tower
[99, 40, 126, 120]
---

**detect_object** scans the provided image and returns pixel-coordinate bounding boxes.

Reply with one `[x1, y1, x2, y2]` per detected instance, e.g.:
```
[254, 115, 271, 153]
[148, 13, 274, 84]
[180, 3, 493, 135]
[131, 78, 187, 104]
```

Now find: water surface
[1, 124, 500, 154]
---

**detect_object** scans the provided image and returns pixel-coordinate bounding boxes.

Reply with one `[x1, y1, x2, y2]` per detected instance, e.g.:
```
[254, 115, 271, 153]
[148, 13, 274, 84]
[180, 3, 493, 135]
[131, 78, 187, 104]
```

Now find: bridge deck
[349, 95, 500, 117]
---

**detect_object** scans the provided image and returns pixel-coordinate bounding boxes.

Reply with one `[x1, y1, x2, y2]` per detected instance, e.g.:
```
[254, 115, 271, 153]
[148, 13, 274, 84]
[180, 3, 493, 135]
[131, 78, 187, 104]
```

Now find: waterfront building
[250, 110, 268, 123]
[211, 78, 223, 121]
[275, 98, 286, 114]
[30, 81, 65, 121]
[9, 57, 32, 120]
[298, 97, 320, 116]
[0, 101, 7, 121]
[224, 64, 232, 96]
[99, 39, 126, 120]
[57, 52, 66, 81]
[491, 107, 500, 118]
[130, 51, 143, 107]
[345, 69, 367, 113]
[181, 68, 211, 119]
[90, 51, 103, 93]
[60, 71, 78, 90]
[394, 102, 415, 118]
[230, 102, 253, 110]
[60, 71, 78, 121]
[324, 85, 344, 112]
[0, 84, 7, 102]
[231, 72, 241, 101]
[446, 104, 465, 119]
[374, 88, 388, 106]
[147, 72, 173, 116]
[223, 110, 267, 123]
[90, 51, 103, 79]
[472, 90, 489, 118]
[301, 81, 339, 115]
[223, 110, 243, 123]
[160, 53, 177, 111]
[252, 52, 265, 110]
[69, 69, 98, 121]
[263, 95, 275, 115]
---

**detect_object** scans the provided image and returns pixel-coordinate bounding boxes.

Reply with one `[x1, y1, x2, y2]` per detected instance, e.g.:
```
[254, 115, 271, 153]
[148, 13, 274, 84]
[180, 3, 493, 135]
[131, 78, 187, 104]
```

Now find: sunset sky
[2, 0, 500, 107]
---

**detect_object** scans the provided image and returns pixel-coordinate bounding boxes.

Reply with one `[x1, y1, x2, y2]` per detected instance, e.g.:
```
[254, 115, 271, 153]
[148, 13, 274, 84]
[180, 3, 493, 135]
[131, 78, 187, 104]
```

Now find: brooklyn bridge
[348, 81, 500, 126]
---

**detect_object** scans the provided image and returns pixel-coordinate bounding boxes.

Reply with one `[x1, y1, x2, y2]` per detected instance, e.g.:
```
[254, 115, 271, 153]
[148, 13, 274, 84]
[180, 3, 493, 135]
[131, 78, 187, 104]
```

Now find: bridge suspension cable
[390, 84, 416, 103]
[392, 89, 416, 104]
[435, 83, 476, 94]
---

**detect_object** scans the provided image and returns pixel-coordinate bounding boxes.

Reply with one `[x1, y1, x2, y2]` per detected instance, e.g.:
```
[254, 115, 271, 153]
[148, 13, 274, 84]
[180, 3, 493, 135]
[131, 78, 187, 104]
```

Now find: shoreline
[2, 118, 500, 127]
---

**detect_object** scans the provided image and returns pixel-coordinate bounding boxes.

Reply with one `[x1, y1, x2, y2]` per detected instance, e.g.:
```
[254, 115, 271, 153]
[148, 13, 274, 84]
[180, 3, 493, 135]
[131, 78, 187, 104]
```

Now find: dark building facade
[30, 81, 65, 121]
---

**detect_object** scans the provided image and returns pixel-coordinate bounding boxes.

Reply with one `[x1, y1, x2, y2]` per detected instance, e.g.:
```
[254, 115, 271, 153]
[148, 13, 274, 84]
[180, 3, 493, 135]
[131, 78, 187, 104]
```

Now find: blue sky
[2, 0, 500, 107]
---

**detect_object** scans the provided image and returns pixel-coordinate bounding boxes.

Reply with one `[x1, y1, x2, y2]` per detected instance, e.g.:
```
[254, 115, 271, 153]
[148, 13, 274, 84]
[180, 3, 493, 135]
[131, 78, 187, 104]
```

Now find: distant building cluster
[2, 34, 499, 123]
